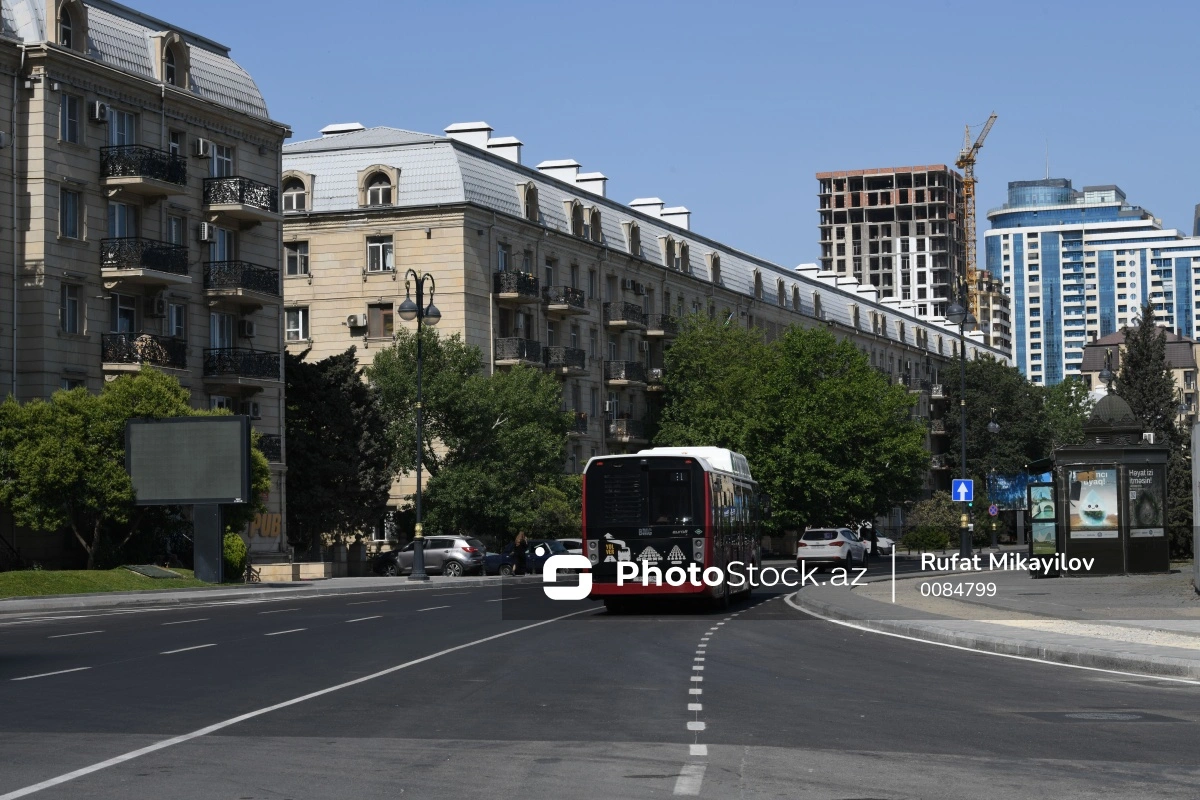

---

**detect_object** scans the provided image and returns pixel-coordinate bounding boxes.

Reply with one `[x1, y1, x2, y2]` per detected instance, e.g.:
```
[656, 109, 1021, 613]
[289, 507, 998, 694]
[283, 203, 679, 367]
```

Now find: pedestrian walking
[861, 520, 878, 560]
[513, 531, 529, 575]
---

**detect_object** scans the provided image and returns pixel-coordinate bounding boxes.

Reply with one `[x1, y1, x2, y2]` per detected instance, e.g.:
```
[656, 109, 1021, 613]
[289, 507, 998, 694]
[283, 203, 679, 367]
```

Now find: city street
[1, 561, 1198, 799]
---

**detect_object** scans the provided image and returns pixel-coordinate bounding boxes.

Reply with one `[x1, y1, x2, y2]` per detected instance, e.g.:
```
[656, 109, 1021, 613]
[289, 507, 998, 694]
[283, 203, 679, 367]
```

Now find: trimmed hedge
[223, 532, 248, 582]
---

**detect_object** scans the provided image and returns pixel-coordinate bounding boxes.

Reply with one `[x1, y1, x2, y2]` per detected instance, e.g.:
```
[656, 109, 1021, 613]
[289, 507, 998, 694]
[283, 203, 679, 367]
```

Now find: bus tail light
[692, 538, 704, 564]
[587, 539, 598, 553]
[589, 553, 599, 565]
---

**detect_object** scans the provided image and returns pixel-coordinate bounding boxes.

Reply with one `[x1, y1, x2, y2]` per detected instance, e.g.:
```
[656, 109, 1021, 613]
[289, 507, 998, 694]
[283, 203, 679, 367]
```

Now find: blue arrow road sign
[952, 479, 974, 502]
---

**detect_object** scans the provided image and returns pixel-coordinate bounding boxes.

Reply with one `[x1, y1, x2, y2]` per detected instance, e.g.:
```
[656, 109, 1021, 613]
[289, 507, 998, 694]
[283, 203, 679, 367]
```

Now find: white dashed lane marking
[264, 628, 306, 637]
[160, 644, 215, 655]
[346, 600, 386, 606]
[346, 616, 382, 623]
[11, 667, 90, 682]
[418, 606, 451, 612]
[47, 630, 103, 639]
[258, 608, 298, 615]
[161, 618, 208, 626]
[673, 763, 706, 795]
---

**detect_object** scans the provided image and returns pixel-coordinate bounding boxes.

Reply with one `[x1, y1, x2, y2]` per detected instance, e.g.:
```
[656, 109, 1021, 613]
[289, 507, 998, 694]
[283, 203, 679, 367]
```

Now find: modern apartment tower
[986, 178, 1200, 385]
[817, 166, 966, 320]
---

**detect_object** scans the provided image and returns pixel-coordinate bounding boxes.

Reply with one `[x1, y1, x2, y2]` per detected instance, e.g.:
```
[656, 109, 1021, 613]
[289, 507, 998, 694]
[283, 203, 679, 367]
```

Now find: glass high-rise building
[985, 179, 1200, 385]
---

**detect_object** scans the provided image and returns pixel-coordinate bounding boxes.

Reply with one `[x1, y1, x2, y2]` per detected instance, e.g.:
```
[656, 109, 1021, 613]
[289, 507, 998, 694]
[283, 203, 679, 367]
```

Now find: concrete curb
[0, 575, 546, 614]
[790, 587, 1200, 681]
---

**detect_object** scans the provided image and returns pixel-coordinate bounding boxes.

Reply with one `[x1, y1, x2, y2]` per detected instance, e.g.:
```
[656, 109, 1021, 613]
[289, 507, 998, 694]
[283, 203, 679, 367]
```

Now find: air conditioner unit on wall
[198, 222, 215, 242]
[146, 292, 167, 317]
[240, 400, 261, 419]
[88, 101, 108, 123]
[194, 138, 212, 158]
[347, 314, 367, 328]
[621, 278, 635, 290]
[238, 320, 256, 338]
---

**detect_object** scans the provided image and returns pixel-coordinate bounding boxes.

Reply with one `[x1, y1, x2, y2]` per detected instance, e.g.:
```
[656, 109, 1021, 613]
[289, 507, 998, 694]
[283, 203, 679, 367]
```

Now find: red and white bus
[582, 447, 764, 611]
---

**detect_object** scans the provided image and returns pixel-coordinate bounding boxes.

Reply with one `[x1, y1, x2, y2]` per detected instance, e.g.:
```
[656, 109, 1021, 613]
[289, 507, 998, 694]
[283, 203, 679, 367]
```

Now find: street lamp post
[987, 409, 1000, 549]
[946, 301, 976, 558]
[398, 270, 441, 581]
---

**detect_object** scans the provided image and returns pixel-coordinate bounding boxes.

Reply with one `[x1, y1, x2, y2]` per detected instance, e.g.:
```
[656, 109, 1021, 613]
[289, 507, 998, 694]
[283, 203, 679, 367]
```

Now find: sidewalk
[790, 562, 1200, 680]
[0, 573, 544, 616]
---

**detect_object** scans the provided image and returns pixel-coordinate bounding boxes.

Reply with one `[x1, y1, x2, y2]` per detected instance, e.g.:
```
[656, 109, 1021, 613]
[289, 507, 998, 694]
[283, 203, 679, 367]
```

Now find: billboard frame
[125, 415, 251, 506]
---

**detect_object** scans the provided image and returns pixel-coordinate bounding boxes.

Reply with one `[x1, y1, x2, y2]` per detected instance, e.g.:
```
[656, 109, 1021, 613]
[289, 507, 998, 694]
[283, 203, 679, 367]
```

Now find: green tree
[1042, 377, 1095, 450]
[656, 317, 927, 529]
[906, 492, 960, 533]
[1114, 304, 1179, 448]
[285, 347, 394, 552]
[367, 328, 572, 538]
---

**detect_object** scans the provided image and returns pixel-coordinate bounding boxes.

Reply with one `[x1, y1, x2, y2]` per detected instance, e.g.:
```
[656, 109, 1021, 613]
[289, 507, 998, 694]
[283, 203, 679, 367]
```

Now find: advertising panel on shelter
[1067, 468, 1119, 538]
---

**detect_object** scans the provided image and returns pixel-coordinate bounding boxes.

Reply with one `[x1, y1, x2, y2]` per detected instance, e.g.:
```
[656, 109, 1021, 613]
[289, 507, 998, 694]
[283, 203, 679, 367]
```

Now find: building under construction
[817, 166, 966, 320]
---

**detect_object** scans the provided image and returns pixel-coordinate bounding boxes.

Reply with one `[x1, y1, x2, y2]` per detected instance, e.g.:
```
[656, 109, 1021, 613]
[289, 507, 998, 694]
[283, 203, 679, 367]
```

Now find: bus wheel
[711, 584, 731, 611]
[604, 599, 629, 615]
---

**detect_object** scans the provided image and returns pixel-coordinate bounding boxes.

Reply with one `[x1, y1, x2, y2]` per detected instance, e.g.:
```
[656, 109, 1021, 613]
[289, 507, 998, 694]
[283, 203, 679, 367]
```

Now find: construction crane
[955, 113, 997, 319]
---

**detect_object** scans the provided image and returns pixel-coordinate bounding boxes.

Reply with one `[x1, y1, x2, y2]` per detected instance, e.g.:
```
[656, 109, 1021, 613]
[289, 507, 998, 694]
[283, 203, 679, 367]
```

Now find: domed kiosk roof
[1084, 393, 1141, 433]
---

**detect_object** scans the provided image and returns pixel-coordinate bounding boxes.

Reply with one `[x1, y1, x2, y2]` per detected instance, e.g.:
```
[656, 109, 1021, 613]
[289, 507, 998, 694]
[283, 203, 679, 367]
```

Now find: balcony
[930, 420, 947, 435]
[101, 332, 187, 372]
[100, 146, 187, 197]
[203, 177, 280, 223]
[493, 271, 540, 305]
[494, 337, 542, 367]
[930, 384, 946, 400]
[543, 285, 587, 316]
[644, 314, 679, 338]
[100, 238, 191, 287]
[646, 366, 665, 392]
[605, 360, 646, 387]
[257, 433, 283, 463]
[603, 301, 646, 330]
[203, 348, 281, 390]
[606, 418, 647, 444]
[544, 345, 587, 376]
[931, 454, 949, 470]
[569, 412, 590, 436]
[204, 261, 281, 309]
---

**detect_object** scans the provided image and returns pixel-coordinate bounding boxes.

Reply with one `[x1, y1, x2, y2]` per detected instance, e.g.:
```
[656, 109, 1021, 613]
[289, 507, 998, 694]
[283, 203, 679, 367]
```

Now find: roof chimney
[661, 206, 691, 230]
[630, 198, 664, 218]
[576, 172, 607, 197]
[444, 121, 494, 149]
[320, 122, 365, 137]
[536, 159, 581, 185]
[487, 136, 522, 164]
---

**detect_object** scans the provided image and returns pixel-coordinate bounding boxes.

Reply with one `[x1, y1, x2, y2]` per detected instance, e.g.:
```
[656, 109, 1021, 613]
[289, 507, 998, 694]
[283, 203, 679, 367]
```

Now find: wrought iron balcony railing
[544, 345, 586, 371]
[607, 418, 646, 440]
[603, 301, 645, 326]
[100, 238, 189, 275]
[203, 176, 279, 213]
[257, 433, 283, 463]
[930, 420, 947, 435]
[102, 332, 187, 369]
[570, 412, 590, 435]
[930, 384, 946, 399]
[204, 261, 281, 296]
[203, 348, 281, 380]
[543, 285, 586, 310]
[931, 454, 949, 469]
[494, 337, 542, 362]
[605, 360, 646, 383]
[645, 314, 680, 335]
[100, 145, 187, 186]
[493, 271, 539, 297]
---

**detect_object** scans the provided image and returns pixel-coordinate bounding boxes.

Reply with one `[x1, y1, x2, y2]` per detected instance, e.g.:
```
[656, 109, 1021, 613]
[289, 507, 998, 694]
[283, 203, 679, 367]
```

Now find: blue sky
[155, 0, 1200, 266]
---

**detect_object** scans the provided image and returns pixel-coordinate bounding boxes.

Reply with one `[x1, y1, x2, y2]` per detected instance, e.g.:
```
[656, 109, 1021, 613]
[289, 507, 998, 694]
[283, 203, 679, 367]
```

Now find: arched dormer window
[813, 291, 823, 319]
[661, 237, 675, 269]
[677, 243, 690, 274]
[366, 172, 392, 206]
[282, 178, 307, 212]
[154, 32, 191, 88]
[523, 183, 539, 223]
[621, 221, 640, 256]
[56, 1, 87, 53]
[753, 272, 763, 301]
[792, 286, 801, 312]
[589, 208, 602, 243]
[569, 201, 584, 237]
[777, 279, 786, 307]
[708, 252, 722, 286]
[164, 48, 177, 86]
[59, 7, 73, 48]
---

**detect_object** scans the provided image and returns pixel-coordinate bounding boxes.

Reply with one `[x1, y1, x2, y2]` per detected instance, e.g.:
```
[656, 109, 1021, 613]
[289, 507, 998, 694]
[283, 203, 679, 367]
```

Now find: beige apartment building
[1080, 328, 1199, 424]
[282, 122, 1008, 538]
[0, 0, 290, 567]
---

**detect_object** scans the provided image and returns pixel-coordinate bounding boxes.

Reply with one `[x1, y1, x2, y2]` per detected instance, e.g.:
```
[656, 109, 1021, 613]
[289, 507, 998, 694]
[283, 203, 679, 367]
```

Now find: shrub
[903, 526, 951, 552]
[222, 532, 249, 582]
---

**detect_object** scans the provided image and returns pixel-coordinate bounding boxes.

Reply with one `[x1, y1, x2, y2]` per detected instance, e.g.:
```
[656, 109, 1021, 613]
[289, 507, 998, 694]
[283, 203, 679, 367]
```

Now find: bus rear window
[593, 461, 700, 527]
[648, 469, 693, 524]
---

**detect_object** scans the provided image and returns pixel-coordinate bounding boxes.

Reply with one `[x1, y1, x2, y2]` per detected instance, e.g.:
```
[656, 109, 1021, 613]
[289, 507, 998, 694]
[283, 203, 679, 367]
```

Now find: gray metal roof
[1, 0, 271, 119]
[283, 126, 1007, 362]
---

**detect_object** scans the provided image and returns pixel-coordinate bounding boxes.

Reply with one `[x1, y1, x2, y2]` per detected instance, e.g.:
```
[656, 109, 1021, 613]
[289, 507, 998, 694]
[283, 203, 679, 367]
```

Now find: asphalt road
[1, 557, 1198, 799]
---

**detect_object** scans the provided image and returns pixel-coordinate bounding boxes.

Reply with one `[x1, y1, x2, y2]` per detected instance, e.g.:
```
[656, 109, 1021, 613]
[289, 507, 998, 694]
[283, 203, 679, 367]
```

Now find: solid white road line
[0, 608, 590, 800]
[418, 606, 450, 612]
[257, 608, 298, 615]
[673, 764, 706, 796]
[689, 744, 707, 756]
[264, 628, 306, 636]
[784, 591, 1200, 685]
[47, 630, 103, 639]
[160, 644, 215, 655]
[11, 667, 90, 682]
[346, 600, 386, 606]
[346, 616, 382, 623]
[160, 618, 208, 626]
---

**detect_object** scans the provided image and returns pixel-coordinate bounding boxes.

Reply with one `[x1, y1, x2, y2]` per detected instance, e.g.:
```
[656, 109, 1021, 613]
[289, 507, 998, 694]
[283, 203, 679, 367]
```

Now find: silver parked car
[374, 536, 485, 577]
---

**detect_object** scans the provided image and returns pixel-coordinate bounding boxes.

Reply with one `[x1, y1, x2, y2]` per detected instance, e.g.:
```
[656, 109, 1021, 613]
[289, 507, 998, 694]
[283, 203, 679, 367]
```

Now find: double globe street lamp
[946, 300, 977, 559]
[398, 269, 441, 581]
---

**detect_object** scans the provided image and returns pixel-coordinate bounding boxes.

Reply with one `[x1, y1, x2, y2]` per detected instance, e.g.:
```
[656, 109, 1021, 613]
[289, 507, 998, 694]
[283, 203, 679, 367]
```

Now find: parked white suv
[796, 528, 866, 571]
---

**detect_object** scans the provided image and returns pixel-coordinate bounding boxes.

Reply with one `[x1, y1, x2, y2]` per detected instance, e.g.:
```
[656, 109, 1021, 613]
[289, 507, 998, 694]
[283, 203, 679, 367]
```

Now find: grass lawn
[0, 568, 226, 599]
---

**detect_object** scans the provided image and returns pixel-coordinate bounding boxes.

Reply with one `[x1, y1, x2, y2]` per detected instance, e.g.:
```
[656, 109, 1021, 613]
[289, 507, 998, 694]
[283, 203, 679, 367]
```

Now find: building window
[570, 202, 584, 237]
[523, 183, 539, 222]
[285, 307, 309, 342]
[366, 172, 392, 206]
[210, 311, 234, 348]
[497, 243, 511, 271]
[588, 269, 597, 298]
[111, 293, 137, 333]
[209, 227, 236, 262]
[59, 7, 74, 47]
[285, 241, 309, 276]
[366, 235, 393, 272]
[211, 144, 233, 178]
[589, 208, 602, 243]
[368, 303, 394, 338]
[61, 378, 85, 391]
[164, 47, 177, 86]
[677, 243, 690, 273]
[60, 283, 81, 334]
[107, 201, 137, 238]
[167, 215, 185, 245]
[210, 395, 234, 411]
[626, 222, 640, 256]
[60, 94, 80, 143]
[168, 303, 186, 338]
[108, 109, 137, 147]
[60, 188, 80, 238]
[710, 254, 722, 285]
[169, 131, 185, 156]
[282, 178, 307, 212]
